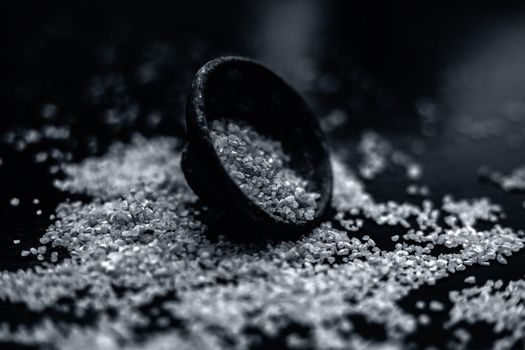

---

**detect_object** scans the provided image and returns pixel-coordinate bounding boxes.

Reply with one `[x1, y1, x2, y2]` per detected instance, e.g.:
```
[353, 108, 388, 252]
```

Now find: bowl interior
[200, 58, 331, 209]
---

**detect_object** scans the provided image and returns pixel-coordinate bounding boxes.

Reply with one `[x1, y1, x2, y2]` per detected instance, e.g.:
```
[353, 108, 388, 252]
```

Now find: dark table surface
[2, 1, 525, 349]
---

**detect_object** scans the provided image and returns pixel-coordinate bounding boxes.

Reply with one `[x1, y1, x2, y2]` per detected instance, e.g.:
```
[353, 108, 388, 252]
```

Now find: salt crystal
[464, 276, 476, 284]
[429, 300, 444, 311]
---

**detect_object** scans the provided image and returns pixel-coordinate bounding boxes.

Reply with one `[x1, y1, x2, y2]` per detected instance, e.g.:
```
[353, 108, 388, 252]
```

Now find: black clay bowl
[182, 56, 332, 237]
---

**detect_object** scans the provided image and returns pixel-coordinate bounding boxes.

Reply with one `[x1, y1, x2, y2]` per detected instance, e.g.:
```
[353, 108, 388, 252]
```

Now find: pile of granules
[0, 133, 523, 349]
[55, 135, 185, 199]
[209, 120, 320, 222]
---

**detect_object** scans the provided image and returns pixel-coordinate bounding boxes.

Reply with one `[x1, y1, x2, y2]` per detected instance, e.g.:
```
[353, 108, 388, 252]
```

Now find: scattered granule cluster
[210, 120, 320, 222]
[0, 131, 524, 349]
[448, 279, 525, 349]
[480, 165, 525, 192]
[357, 131, 422, 180]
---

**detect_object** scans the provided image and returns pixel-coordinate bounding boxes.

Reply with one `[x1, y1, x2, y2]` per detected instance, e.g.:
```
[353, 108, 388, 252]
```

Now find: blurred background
[2, 1, 525, 348]
[3, 1, 525, 133]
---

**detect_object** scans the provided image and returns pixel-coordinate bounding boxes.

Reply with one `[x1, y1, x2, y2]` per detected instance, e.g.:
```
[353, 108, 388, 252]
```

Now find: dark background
[2, 1, 525, 349]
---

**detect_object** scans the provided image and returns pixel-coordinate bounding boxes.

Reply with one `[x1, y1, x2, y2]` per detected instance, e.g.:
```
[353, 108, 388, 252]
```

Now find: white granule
[210, 120, 320, 222]
[9, 197, 20, 207]
[321, 109, 347, 132]
[464, 276, 476, 284]
[418, 314, 431, 326]
[35, 152, 48, 163]
[428, 301, 444, 312]
[0, 134, 523, 350]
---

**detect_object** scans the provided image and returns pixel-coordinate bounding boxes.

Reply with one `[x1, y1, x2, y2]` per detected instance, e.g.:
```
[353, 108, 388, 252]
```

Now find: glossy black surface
[2, 1, 525, 349]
